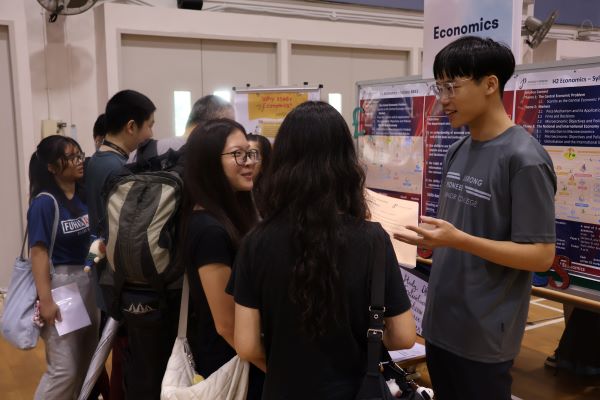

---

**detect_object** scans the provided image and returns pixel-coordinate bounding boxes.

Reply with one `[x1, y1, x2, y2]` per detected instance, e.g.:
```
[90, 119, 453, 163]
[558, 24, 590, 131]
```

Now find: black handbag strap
[366, 224, 386, 376]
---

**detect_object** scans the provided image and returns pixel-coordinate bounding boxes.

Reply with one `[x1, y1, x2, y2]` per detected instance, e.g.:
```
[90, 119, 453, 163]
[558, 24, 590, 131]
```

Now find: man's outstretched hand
[393, 215, 462, 250]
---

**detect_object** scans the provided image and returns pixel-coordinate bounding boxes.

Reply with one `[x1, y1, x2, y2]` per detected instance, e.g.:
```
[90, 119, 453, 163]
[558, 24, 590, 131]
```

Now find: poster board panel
[513, 64, 600, 290]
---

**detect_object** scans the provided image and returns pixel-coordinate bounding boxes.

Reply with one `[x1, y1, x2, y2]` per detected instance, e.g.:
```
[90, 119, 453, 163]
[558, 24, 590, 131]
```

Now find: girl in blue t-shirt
[28, 135, 98, 399]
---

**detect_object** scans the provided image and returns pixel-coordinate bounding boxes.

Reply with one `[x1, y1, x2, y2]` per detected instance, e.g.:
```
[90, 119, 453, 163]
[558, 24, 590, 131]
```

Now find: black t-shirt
[184, 210, 237, 378]
[233, 217, 411, 400]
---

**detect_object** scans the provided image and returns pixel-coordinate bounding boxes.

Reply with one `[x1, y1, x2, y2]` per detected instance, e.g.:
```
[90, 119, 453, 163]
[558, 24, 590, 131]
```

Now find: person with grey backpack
[100, 135, 185, 400]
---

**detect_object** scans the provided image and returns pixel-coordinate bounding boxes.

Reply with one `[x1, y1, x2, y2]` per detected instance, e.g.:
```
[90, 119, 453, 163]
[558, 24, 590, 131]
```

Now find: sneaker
[545, 354, 558, 368]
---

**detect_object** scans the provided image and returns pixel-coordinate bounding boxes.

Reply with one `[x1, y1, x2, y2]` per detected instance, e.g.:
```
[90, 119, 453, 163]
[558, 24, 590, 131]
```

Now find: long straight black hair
[260, 101, 369, 338]
[29, 135, 85, 214]
[180, 118, 258, 249]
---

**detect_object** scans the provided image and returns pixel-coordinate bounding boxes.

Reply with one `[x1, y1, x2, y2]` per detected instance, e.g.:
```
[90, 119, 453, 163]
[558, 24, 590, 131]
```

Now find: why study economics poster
[234, 89, 321, 138]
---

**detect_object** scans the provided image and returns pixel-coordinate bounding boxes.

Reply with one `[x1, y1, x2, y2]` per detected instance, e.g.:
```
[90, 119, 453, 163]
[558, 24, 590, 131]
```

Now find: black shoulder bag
[355, 226, 432, 400]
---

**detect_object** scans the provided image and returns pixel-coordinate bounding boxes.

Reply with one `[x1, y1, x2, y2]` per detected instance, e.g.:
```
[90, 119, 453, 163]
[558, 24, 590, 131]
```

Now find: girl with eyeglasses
[28, 135, 98, 399]
[179, 118, 264, 398]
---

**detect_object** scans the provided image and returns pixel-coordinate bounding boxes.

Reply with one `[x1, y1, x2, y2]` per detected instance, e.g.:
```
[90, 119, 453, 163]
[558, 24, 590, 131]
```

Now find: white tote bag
[161, 274, 249, 400]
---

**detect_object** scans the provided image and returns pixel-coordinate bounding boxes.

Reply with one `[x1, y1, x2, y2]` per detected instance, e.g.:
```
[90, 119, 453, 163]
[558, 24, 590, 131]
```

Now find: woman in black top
[180, 118, 263, 398]
[232, 102, 416, 399]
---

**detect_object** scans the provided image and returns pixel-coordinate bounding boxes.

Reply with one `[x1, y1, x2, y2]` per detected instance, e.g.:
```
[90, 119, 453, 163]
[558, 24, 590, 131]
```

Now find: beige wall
[24, 0, 98, 155]
[0, 0, 35, 290]
[553, 39, 600, 61]
[291, 45, 409, 126]
[0, 26, 25, 290]
[529, 39, 600, 64]
[97, 2, 423, 138]
[121, 35, 277, 139]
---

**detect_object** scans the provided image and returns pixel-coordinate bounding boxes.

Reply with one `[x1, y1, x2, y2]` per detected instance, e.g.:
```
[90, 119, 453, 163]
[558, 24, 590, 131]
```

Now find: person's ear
[126, 119, 136, 135]
[485, 75, 500, 96]
[47, 163, 57, 175]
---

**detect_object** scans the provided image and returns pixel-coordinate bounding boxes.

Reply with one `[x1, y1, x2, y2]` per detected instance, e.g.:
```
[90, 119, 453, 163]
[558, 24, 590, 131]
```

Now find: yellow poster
[248, 92, 309, 120]
[256, 121, 281, 139]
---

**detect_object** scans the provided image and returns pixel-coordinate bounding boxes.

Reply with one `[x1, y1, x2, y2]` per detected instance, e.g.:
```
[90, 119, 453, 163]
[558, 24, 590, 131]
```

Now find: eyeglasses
[221, 149, 260, 166]
[64, 153, 85, 165]
[430, 78, 472, 100]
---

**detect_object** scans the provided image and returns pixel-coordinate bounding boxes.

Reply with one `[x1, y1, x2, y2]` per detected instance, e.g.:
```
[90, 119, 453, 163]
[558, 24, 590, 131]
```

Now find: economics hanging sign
[422, 0, 522, 78]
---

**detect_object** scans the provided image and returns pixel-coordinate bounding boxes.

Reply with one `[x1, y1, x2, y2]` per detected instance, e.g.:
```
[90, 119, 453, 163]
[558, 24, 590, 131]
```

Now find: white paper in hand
[388, 342, 426, 362]
[366, 189, 419, 268]
[51, 282, 91, 336]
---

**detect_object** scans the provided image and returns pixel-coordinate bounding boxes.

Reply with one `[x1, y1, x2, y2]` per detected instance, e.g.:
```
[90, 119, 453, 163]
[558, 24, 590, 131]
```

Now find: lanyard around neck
[102, 139, 128, 158]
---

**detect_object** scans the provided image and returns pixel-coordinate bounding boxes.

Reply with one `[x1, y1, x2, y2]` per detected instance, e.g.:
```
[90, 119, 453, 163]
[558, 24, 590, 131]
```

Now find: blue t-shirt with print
[27, 194, 90, 266]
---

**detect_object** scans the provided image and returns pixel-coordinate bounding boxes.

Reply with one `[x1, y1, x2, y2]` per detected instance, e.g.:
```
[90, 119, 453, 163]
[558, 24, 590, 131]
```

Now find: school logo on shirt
[61, 214, 90, 234]
[444, 171, 491, 208]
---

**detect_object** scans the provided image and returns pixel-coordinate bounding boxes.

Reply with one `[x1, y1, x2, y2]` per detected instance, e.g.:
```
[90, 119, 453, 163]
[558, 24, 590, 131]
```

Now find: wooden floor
[1, 296, 599, 399]
[512, 297, 600, 400]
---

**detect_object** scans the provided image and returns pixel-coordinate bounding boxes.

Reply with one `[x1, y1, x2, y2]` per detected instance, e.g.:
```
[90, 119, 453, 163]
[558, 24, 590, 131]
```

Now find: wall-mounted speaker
[177, 0, 203, 10]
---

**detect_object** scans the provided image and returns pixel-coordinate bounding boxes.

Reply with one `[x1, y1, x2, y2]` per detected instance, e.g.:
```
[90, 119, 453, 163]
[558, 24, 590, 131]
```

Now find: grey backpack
[103, 143, 184, 316]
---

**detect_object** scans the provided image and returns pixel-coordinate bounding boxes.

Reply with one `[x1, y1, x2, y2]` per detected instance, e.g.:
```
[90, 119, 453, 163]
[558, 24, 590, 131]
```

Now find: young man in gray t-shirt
[395, 36, 557, 400]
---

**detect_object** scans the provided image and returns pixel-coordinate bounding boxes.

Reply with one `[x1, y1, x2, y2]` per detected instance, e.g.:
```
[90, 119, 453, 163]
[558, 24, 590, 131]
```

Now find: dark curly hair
[260, 101, 369, 338]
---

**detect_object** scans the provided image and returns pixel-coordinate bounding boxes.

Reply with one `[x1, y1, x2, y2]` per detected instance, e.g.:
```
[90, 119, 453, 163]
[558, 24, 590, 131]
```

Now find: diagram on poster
[548, 146, 600, 224]
[514, 66, 600, 286]
[358, 135, 424, 195]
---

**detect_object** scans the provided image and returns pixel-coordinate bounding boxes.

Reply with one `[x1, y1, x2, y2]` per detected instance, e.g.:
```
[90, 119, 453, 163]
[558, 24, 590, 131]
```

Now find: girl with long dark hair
[180, 118, 263, 398]
[232, 101, 416, 399]
[246, 134, 272, 216]
[28, 135, 98, 399]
